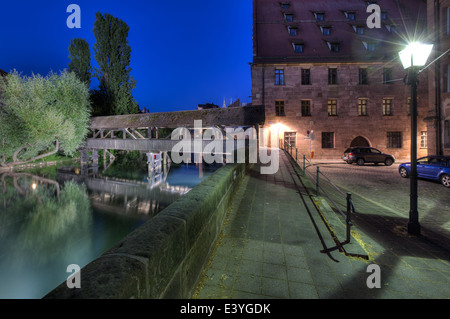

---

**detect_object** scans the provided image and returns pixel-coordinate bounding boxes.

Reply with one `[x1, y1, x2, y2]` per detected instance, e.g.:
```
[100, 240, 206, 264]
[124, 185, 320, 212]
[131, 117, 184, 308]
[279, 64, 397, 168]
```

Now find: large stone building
[251, 0, 430, 160]
[425, 0, 450, 156]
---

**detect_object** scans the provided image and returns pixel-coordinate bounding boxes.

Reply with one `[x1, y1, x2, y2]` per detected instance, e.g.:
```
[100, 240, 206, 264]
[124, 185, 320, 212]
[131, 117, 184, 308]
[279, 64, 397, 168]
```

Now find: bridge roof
[89, 105, 265, 130]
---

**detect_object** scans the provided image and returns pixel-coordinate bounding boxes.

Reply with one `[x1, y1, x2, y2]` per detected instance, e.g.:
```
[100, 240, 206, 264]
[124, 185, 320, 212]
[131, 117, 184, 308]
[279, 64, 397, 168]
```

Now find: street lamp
[399, 42, 433, 235]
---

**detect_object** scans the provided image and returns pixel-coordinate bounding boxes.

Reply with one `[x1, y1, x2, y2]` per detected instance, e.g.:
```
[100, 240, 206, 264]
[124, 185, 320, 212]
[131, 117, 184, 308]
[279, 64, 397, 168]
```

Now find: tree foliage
[0, 71, 91, 167]
[93, 12, 138, 115]
[68, 38, 92, 87]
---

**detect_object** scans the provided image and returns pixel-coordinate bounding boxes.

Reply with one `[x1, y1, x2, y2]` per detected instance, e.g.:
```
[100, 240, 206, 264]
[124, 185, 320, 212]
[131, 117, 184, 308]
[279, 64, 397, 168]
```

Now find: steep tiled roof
[253, 0, 428, 63]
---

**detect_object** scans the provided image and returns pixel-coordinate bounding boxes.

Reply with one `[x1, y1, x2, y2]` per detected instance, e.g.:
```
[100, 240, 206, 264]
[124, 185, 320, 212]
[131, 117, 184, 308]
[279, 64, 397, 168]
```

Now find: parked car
[342, 146, 395, 166]
[398, 156, 450, 188]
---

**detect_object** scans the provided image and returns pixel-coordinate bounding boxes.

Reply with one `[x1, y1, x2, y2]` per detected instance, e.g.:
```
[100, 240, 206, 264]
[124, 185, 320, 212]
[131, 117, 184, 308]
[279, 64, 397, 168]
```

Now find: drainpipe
[435, 0, 443, 155]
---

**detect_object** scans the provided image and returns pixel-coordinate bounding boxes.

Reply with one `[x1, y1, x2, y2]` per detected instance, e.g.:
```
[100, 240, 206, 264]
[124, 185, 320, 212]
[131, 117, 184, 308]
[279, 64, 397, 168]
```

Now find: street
[304, 161, 450, 244]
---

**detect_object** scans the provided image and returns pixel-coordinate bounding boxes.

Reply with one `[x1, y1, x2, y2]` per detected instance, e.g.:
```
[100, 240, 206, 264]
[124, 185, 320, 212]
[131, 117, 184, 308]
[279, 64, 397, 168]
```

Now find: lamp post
[399, 42, 433, 235]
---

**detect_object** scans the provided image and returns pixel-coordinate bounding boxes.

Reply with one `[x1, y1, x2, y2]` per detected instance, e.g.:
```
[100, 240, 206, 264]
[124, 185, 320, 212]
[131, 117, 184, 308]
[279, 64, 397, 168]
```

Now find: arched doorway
[350, 136, 370, 147]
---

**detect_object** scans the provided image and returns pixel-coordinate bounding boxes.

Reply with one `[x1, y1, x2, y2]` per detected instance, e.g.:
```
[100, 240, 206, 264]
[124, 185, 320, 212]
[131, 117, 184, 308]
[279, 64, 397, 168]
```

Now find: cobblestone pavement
[306, 160, 450, 243]
[194, 152, 450, 299]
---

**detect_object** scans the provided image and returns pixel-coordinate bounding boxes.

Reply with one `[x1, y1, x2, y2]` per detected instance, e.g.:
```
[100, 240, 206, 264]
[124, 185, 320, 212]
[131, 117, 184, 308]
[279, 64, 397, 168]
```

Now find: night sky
[0, 0, 253, 113]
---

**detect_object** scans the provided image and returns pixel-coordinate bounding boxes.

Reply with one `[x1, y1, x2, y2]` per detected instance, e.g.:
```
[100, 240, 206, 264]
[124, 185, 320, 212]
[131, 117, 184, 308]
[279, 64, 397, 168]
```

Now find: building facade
[426, 0, 450, 156]
[252, 0, 430, 160]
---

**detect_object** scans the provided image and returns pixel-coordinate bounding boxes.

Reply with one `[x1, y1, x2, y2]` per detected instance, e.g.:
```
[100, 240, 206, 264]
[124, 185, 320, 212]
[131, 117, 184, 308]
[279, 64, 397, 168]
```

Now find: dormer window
[320, 26, 332, 35]
[288, 26, 298, 36]
[280, 2, 290, 10]
[353, 25, 365, 35]
[292, 43, 304, 53]
[284, 13, 294, 22]
[314, 12, 325, 21]
[344, 11, 356, 21]
[385, 24, 398, 33]
[327, 42, 340, 52]
[362, 41, 376, 51]
[381, 11, 388, 20]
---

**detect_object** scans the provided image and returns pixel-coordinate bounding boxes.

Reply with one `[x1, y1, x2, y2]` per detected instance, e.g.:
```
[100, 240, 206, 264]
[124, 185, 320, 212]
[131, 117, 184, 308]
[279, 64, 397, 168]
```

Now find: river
[0, 156, 221, 299]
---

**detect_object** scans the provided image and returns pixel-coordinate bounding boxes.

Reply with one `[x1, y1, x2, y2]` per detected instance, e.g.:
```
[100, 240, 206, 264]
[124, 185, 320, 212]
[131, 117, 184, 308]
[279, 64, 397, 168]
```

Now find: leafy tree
[93, 12, 138, 115]
[0, 71, 91, 167]
[68, 38, 92, 87]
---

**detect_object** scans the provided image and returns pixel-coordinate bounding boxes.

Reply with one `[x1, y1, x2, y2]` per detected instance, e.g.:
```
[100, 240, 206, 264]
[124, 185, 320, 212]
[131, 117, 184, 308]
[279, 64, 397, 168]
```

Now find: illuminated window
[328, 99, 337, 116]
[382, 98, 393, 116]
[358, 98, 368, 116]
[420, 131, 427, 149]
[284, 132, 296, 147]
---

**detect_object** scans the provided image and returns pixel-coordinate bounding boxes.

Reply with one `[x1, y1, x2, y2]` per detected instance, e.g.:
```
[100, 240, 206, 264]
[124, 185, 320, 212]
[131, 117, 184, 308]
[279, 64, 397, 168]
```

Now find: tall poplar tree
[93, 12, 138, 115]
[68, 38, 92, 87]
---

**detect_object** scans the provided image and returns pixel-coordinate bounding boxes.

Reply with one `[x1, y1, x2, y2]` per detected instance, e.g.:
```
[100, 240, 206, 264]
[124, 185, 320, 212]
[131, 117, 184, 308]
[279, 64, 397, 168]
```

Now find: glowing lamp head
[399, 42, 433, 69]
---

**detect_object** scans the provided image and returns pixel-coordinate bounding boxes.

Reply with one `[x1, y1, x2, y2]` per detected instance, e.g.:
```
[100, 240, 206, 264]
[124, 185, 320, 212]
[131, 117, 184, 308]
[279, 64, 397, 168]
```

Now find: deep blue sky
[0, 1, 253, 113]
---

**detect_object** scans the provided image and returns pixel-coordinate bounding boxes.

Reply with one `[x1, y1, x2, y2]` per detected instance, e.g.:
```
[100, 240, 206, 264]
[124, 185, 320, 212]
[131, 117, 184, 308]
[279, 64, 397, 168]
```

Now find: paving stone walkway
[194, 151, 450, 299]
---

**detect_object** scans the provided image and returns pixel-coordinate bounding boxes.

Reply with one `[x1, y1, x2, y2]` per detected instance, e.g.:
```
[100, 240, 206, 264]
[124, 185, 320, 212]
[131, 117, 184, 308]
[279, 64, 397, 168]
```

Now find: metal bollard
[345, 192, 352, 244]
[316, 167, 320, 195]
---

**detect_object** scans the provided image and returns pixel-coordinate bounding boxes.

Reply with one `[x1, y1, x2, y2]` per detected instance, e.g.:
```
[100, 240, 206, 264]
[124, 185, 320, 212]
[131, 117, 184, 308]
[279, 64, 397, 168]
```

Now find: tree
[0, 71, 91, 167]
[93, 12, 138, 115]
[68, 38, 92, 87]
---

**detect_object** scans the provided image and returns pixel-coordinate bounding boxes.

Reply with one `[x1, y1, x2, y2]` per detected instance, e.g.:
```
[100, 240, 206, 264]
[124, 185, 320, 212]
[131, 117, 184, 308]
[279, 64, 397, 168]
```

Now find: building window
[327, 42, 340, 52]
[284, 14, 294, 22]
[345, 11, 356, 21]
[381, 11, 388, 20]
[292, 43, 304, 53]
[328, 99, 337, 116]
[320, 26, 331, 35]
[447, 64, 450, 92]
[359, 68, 368, 84]
[275, 69, 285, 85]
[275, 100, 285, 116]
[280, 2, 290, 10]
[301, 100, 311, 116]
[363, 41, 376, 51]
[447, 7, 450, 35]
[328, 68, 338, 84]
[288, 26, 298, 36]
[445, 120, 450, 149]
[314, 12, 325, 21]
[420, 131, 427, 149]
[387, 132, 402, 148]
[382, 98, 393, 116]
[358, 98, 368, 116]
[284, 132, 296, 147]
[322, 132, 335, 149]
[354, 25, 365, 35]
[301, 69, 311, 85]
[383, 68, 393, 84]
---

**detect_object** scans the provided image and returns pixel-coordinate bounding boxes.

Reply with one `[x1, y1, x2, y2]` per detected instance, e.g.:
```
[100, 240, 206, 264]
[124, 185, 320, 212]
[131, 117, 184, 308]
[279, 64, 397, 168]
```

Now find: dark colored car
[399, 156, 450, 188]
[342, 146, 395, 166]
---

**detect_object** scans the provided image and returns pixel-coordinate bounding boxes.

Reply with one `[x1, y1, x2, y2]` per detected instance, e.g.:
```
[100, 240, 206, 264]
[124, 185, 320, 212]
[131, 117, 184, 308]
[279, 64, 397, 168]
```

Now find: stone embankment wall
[44, 163, 247, 299]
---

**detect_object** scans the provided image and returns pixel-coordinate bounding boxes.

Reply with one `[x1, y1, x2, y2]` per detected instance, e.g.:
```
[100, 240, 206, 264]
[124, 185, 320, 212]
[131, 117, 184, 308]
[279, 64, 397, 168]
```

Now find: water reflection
[0, 158, 220, 298]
